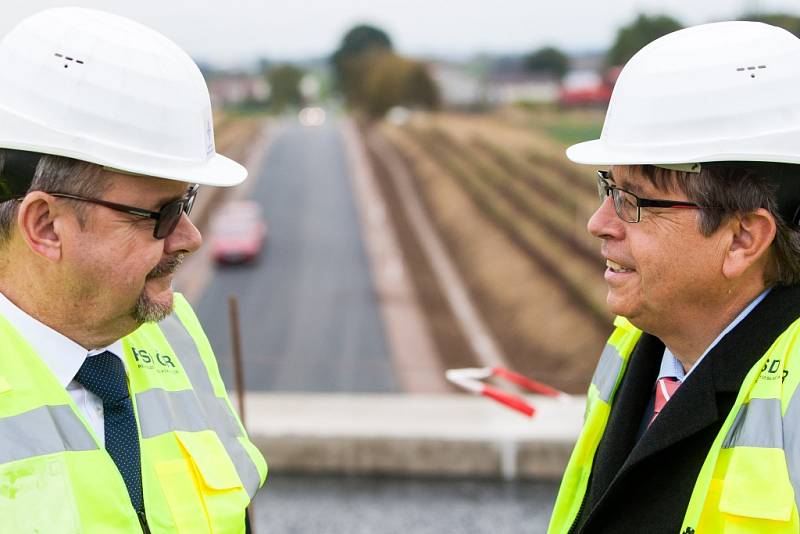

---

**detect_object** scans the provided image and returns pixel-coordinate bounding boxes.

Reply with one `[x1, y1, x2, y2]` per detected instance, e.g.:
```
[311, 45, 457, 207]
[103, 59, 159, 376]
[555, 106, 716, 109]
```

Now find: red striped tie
[649, 377, 681, 427]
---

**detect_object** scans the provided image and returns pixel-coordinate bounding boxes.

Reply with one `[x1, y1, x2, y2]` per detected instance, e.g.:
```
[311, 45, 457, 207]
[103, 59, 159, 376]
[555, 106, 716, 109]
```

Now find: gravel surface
[253, 474, 559, 534]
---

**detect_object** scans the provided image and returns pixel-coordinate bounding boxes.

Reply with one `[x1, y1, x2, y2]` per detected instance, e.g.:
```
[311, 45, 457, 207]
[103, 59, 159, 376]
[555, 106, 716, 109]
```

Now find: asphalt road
[195, 119, 397, 392]
[253, 475, 559, 534]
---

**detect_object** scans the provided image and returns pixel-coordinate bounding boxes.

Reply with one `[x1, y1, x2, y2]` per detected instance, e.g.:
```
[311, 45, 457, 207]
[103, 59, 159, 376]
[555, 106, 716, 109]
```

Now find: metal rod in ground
[228, 294, 256, 533]
[228, 295, 247, 425]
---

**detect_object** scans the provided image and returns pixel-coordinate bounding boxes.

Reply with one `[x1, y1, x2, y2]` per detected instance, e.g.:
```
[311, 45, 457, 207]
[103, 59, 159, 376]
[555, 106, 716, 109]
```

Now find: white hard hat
[567, 21, 800, 167]
[0, 7, 246, 187]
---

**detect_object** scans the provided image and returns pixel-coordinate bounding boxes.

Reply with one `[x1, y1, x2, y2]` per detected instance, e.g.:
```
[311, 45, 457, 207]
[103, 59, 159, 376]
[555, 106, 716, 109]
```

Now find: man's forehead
[608, 166, 647, 193]
[609, 165, 680, 195]
[103, 169, 191, 195]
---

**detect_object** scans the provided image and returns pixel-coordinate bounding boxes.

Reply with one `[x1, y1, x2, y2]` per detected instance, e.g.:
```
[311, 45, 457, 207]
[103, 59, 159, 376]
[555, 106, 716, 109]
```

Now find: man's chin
[606, 291, 635, 320]
[133, 284, 174, 324]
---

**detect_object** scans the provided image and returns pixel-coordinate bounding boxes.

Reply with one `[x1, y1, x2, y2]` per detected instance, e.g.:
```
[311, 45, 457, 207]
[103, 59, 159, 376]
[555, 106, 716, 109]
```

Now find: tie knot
[654, 376, 682, 411]
[74, 351, 130, 406]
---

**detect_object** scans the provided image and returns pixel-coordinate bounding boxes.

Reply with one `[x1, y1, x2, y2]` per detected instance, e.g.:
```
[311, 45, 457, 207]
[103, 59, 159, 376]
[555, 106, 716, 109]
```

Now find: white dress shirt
[659, 287, 772, 381]
[0, 290, 125, 444]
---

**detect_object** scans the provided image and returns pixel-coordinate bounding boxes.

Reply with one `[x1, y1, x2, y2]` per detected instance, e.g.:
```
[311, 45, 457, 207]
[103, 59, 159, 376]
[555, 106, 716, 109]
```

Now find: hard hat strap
[702, 161, 800, 229]
[743, 163, 800, 229]
[655, 163, 701, 173]
[0, 150, 41, 202]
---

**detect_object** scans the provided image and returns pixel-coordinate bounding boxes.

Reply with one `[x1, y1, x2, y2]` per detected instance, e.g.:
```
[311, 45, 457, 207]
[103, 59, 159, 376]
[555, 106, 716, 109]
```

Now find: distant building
[428, 62, 485, 108]
[568, 51, 607, 73]
[207, 74, 270, 108]
[558, 67, 620, 107]
[486, 71, 560, 105]
[427, 51, 618, 109]
[484, 57, 560, 105]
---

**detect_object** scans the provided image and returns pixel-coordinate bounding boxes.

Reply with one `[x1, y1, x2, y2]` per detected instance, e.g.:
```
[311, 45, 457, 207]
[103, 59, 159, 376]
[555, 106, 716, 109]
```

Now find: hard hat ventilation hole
[54, 52, 85, 69]
[736, 65, 766, 79]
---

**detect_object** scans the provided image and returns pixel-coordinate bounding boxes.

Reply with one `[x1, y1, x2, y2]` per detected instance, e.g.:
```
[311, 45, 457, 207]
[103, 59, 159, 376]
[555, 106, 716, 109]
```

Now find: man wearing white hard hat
[549, 21, 800, 534]
[0, 8, 266, 533]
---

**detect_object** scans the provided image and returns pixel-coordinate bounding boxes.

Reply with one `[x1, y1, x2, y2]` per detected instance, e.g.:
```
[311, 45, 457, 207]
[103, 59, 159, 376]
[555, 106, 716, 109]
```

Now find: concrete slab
[243, 393, 584, 480]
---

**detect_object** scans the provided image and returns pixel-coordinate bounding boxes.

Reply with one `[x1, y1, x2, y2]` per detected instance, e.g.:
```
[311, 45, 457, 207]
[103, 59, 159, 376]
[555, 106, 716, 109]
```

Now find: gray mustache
[147, 253, 184, 280]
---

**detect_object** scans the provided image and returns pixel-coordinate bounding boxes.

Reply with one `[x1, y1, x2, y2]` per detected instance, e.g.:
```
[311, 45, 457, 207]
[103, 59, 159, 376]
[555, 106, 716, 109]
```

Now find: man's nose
[587, 195, 623, 240]
[164, 212, 202, 255]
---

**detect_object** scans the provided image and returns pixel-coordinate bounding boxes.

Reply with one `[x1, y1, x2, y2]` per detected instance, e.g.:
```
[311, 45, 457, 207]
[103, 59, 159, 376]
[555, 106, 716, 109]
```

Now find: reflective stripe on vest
[591, 344, 624, 403]
[782, 391, 800, 515]
[0, 299, 263, 533]
[0, 404, 97, 464]
[552, 316, 800, 534]
[547, 318, 642, 534]
[722, 397, 783, 449]
[135, 389, 241, 439]
[159, 313, 262, 499]
[682, 318, 800, 533]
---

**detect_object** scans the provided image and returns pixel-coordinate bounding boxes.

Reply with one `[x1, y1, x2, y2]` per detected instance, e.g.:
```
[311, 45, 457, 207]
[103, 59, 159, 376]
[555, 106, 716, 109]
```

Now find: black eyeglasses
[46, 184, 199, 239]
[596, 170, 707, 223]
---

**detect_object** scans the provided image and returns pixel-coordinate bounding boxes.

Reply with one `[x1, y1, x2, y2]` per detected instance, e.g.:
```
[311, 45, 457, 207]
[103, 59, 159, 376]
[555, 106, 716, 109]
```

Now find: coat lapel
[584, 333, 662, 502]
[624, 284, 800, 470]
[578, 284, 800, 531]
[624, 357, 719, 467]
[610, 284, 800, 480]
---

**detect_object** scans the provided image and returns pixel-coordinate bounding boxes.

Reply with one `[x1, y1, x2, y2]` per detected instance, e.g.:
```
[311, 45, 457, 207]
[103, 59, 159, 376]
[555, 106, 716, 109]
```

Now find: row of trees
[330, 25, 439, 118]
[257, 12, 800, 116]
[524, 13, 800, 81]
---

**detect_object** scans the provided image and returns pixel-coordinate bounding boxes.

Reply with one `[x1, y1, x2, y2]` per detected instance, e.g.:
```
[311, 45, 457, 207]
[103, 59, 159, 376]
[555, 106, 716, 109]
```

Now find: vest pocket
[718, 447, 795, 528]
[156, 458, 210, 533]
[156, 430, 249, 533]
[0, 455, 82, 533]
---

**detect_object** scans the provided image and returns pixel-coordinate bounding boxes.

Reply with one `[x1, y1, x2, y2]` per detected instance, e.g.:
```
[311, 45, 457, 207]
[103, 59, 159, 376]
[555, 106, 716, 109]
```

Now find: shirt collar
[0, 290, 124, 388]
[659, 287, 772, 381]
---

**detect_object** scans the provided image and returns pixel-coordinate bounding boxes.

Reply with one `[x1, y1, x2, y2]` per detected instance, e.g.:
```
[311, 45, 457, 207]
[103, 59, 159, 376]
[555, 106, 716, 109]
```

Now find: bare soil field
[365, 111, 613, 393]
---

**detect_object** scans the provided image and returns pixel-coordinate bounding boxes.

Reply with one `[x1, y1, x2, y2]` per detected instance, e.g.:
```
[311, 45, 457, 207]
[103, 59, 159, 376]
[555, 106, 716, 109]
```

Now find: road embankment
[245, 393, 583, 481]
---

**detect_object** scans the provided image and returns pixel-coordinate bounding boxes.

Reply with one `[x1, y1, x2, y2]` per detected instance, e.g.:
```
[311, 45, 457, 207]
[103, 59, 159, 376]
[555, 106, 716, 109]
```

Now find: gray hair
[634, 163, 800, 286]
[0, 150, 108, 244]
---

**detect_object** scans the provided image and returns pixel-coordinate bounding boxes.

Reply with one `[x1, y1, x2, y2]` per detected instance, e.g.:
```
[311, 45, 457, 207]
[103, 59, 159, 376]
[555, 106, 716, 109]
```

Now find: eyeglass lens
[154, 190, 197, 239]
[612, 190, 639, 222]
[597, 176, 639, 223]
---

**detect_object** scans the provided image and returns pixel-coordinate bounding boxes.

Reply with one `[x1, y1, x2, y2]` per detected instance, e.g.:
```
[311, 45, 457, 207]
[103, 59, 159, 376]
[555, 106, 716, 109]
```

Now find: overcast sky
[3, 1, 799, 66]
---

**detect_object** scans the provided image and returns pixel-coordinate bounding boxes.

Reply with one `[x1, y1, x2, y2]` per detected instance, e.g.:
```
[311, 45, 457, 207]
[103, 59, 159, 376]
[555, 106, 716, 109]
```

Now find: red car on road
[209, 200, 268, 264]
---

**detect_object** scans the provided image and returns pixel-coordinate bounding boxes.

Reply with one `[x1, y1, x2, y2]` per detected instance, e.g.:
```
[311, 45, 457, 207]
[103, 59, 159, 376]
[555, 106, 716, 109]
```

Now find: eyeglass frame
[33, 183, 199, 239]
[596, 170, 708, 223]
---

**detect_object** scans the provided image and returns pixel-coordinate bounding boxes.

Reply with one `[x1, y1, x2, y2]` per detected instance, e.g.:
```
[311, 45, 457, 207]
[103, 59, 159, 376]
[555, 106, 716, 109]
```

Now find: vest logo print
[760, 358, 789, 383]
[131, 346, 179, 374]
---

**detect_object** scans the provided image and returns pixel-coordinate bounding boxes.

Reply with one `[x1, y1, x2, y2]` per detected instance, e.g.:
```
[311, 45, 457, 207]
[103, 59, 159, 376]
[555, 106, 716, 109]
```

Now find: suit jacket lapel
[616, 284, 800, 476]
[625, 358, 719, 467]
[578, 285, 800, 531]
[585, 333, 662, 501]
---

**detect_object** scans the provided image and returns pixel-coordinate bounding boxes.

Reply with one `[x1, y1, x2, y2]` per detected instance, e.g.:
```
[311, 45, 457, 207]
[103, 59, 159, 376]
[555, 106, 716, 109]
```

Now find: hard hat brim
[110, 151, 249, 187]
[0, 138, 249, 187]
[566, 137, 800, 167]
[0, 7, 248, 188]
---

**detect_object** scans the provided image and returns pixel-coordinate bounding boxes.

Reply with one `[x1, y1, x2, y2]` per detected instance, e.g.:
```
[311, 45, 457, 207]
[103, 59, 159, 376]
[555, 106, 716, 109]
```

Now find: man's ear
[722, 208, 776, 280]
[16, 192, 65, 262]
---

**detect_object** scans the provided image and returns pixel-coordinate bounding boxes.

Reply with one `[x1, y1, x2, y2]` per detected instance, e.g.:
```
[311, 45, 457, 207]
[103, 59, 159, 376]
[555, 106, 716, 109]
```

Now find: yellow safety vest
[549, 315, 800, 534]
[0, 293, 268, 533]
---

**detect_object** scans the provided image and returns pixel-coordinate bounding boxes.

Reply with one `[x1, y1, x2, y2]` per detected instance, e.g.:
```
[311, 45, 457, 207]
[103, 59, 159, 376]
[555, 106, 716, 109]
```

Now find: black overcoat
[569, 284, 800, 533]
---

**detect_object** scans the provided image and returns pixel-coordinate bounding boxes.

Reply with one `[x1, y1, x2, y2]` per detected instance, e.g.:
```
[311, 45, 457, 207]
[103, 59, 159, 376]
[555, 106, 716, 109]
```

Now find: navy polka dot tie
[75, 351, 144, 514]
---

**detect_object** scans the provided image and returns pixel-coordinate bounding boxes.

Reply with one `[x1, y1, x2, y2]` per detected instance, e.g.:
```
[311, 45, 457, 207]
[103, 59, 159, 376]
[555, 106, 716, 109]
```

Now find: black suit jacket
[570, 284, 800, 533]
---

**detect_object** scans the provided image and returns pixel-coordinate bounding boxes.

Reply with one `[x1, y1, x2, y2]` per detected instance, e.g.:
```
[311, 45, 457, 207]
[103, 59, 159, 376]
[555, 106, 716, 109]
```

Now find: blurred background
[9, 1, 800, 532]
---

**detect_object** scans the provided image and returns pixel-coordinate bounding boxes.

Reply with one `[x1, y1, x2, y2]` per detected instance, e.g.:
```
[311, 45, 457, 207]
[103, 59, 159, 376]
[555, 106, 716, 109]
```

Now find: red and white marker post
[446, 367, 569, 417]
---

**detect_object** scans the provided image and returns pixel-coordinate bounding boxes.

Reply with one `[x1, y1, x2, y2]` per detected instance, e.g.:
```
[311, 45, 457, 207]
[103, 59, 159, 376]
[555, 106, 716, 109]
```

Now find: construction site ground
[184, 110, 602, 481]
[363, 111, 612, 394]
